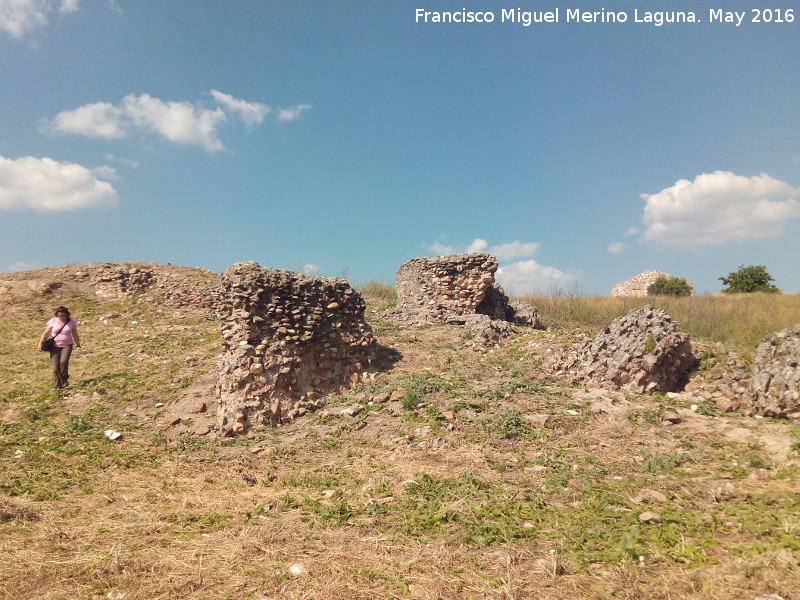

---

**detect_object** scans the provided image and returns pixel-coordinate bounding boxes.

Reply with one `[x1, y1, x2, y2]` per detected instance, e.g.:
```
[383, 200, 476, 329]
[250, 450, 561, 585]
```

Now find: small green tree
[719, 265, 780, 294]
[647, 276, 693, 297]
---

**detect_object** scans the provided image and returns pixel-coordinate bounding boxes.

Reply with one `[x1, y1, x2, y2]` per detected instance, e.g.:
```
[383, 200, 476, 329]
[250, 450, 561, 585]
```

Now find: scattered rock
[524, 413, 553, 428]
[631, 489, 668, 504]
[341, 405, 363, 417]
[638, 511, 662, 524]
[662, 411, 681, 424]
[508, 300, 544, 329]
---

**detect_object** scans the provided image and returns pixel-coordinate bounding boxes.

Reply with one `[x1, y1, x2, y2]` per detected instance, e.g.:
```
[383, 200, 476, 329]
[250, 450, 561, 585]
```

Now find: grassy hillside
[1, 269, 798, 599]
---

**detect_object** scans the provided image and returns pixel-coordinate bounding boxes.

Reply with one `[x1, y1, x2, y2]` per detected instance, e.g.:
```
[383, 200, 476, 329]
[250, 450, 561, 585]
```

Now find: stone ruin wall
[394, 253, 511, 323]
[84, 263, 221, 311]
[215, 262, 378, 434]
[550, 306, 697, 394]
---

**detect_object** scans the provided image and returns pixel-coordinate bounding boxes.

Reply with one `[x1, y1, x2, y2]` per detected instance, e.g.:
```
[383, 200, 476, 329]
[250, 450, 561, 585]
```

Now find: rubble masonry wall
[215, 262, 378, 433]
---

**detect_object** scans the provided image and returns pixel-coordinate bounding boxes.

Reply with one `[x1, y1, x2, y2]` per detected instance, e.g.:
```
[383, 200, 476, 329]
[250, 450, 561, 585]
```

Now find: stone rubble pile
[83, 263, 221, 311]
[153, 268, 221, 311]
[509, 300, 543, 329]
[446, 314, 513, 350]
[738, 325, 800, 420]
[683, 354, 751, 412]
[549, 306, 697, 393]
[215, 262, 378, 434]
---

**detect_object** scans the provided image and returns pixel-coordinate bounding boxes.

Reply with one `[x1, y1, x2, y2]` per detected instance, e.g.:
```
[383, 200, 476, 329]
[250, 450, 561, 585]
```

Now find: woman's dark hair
[55, 306, 70, 318]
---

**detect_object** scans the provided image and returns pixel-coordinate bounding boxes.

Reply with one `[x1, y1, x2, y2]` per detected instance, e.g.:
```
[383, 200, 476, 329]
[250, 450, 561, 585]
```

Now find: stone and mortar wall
[215, 262, 378, 434]
[393, 253, 511, 323]
[549, 306, 697, 393]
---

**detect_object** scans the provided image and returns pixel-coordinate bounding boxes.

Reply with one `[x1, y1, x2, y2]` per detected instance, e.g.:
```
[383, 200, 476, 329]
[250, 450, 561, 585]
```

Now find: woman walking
[38, 306, 81, 389]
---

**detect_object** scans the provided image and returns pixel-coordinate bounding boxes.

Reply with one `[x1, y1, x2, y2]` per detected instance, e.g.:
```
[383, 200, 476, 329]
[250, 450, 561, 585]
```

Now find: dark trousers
[50, 345, 73, 389]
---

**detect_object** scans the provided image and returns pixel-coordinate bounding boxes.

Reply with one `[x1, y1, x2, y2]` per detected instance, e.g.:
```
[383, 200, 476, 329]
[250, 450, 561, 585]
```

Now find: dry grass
[1, 274, 799, 599]
[521, 292, 800, 350]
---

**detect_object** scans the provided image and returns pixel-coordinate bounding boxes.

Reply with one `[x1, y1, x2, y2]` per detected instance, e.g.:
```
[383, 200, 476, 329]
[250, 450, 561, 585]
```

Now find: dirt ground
[1, 267, 798, 599]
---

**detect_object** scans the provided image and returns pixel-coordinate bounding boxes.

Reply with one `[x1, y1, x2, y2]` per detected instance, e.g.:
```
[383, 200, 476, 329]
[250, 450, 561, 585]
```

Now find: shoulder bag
[42, 319, 69, 352]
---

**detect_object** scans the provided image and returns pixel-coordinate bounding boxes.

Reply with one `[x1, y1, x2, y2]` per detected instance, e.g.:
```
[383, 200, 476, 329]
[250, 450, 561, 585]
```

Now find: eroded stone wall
[393, 254, 510, 323]
[215, 262, 377, 433]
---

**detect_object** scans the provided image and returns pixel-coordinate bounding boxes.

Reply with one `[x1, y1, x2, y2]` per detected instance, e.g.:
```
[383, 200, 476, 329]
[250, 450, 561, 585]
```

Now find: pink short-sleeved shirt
[47, 318, 77, 348]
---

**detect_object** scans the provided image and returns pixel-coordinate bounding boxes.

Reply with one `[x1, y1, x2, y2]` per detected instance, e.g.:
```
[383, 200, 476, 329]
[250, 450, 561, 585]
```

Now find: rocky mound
[739, 325, 800, 420]
[1, 262, 221, 312]
[550, 306, 697, 393]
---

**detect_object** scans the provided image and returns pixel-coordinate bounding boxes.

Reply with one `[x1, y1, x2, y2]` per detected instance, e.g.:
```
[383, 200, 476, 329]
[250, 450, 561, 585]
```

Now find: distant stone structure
[549, 306, 697, 393]
[610, 270, 692, 297]
[215, 262, 378, 434]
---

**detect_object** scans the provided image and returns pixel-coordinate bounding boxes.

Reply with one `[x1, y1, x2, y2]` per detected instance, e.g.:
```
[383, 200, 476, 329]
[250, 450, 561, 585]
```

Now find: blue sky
[1, 1, 798, 295]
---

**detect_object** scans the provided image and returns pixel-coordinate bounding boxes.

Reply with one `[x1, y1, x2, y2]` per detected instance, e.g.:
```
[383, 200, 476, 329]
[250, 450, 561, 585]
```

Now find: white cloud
[59, 0, 77, 13]
[0, 0, 49, 38]
[465, 238, 488, 253]
[122, 94, 227, 151]
[299, 263, 321, 276]
[424, 241, 456, 255]
[641, 171, 800, 249]
[607, 242, 628, 254]
[496, 260, 580, 295]
[277, 104, 312, 122]
[0, 154, 118, 212]
[210, 90, 269, 126]
[104, 153, 138, 168]
[0, 0, 78, 38]
[44, 91, 307, 151]
[490, 240, 540, 261]
[623, 226, 639, 237]
[45, 101, 125, 139]
[91, 165, 118, 180]
[426, 238, 540, 261]
[423, 236, 577, 294]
